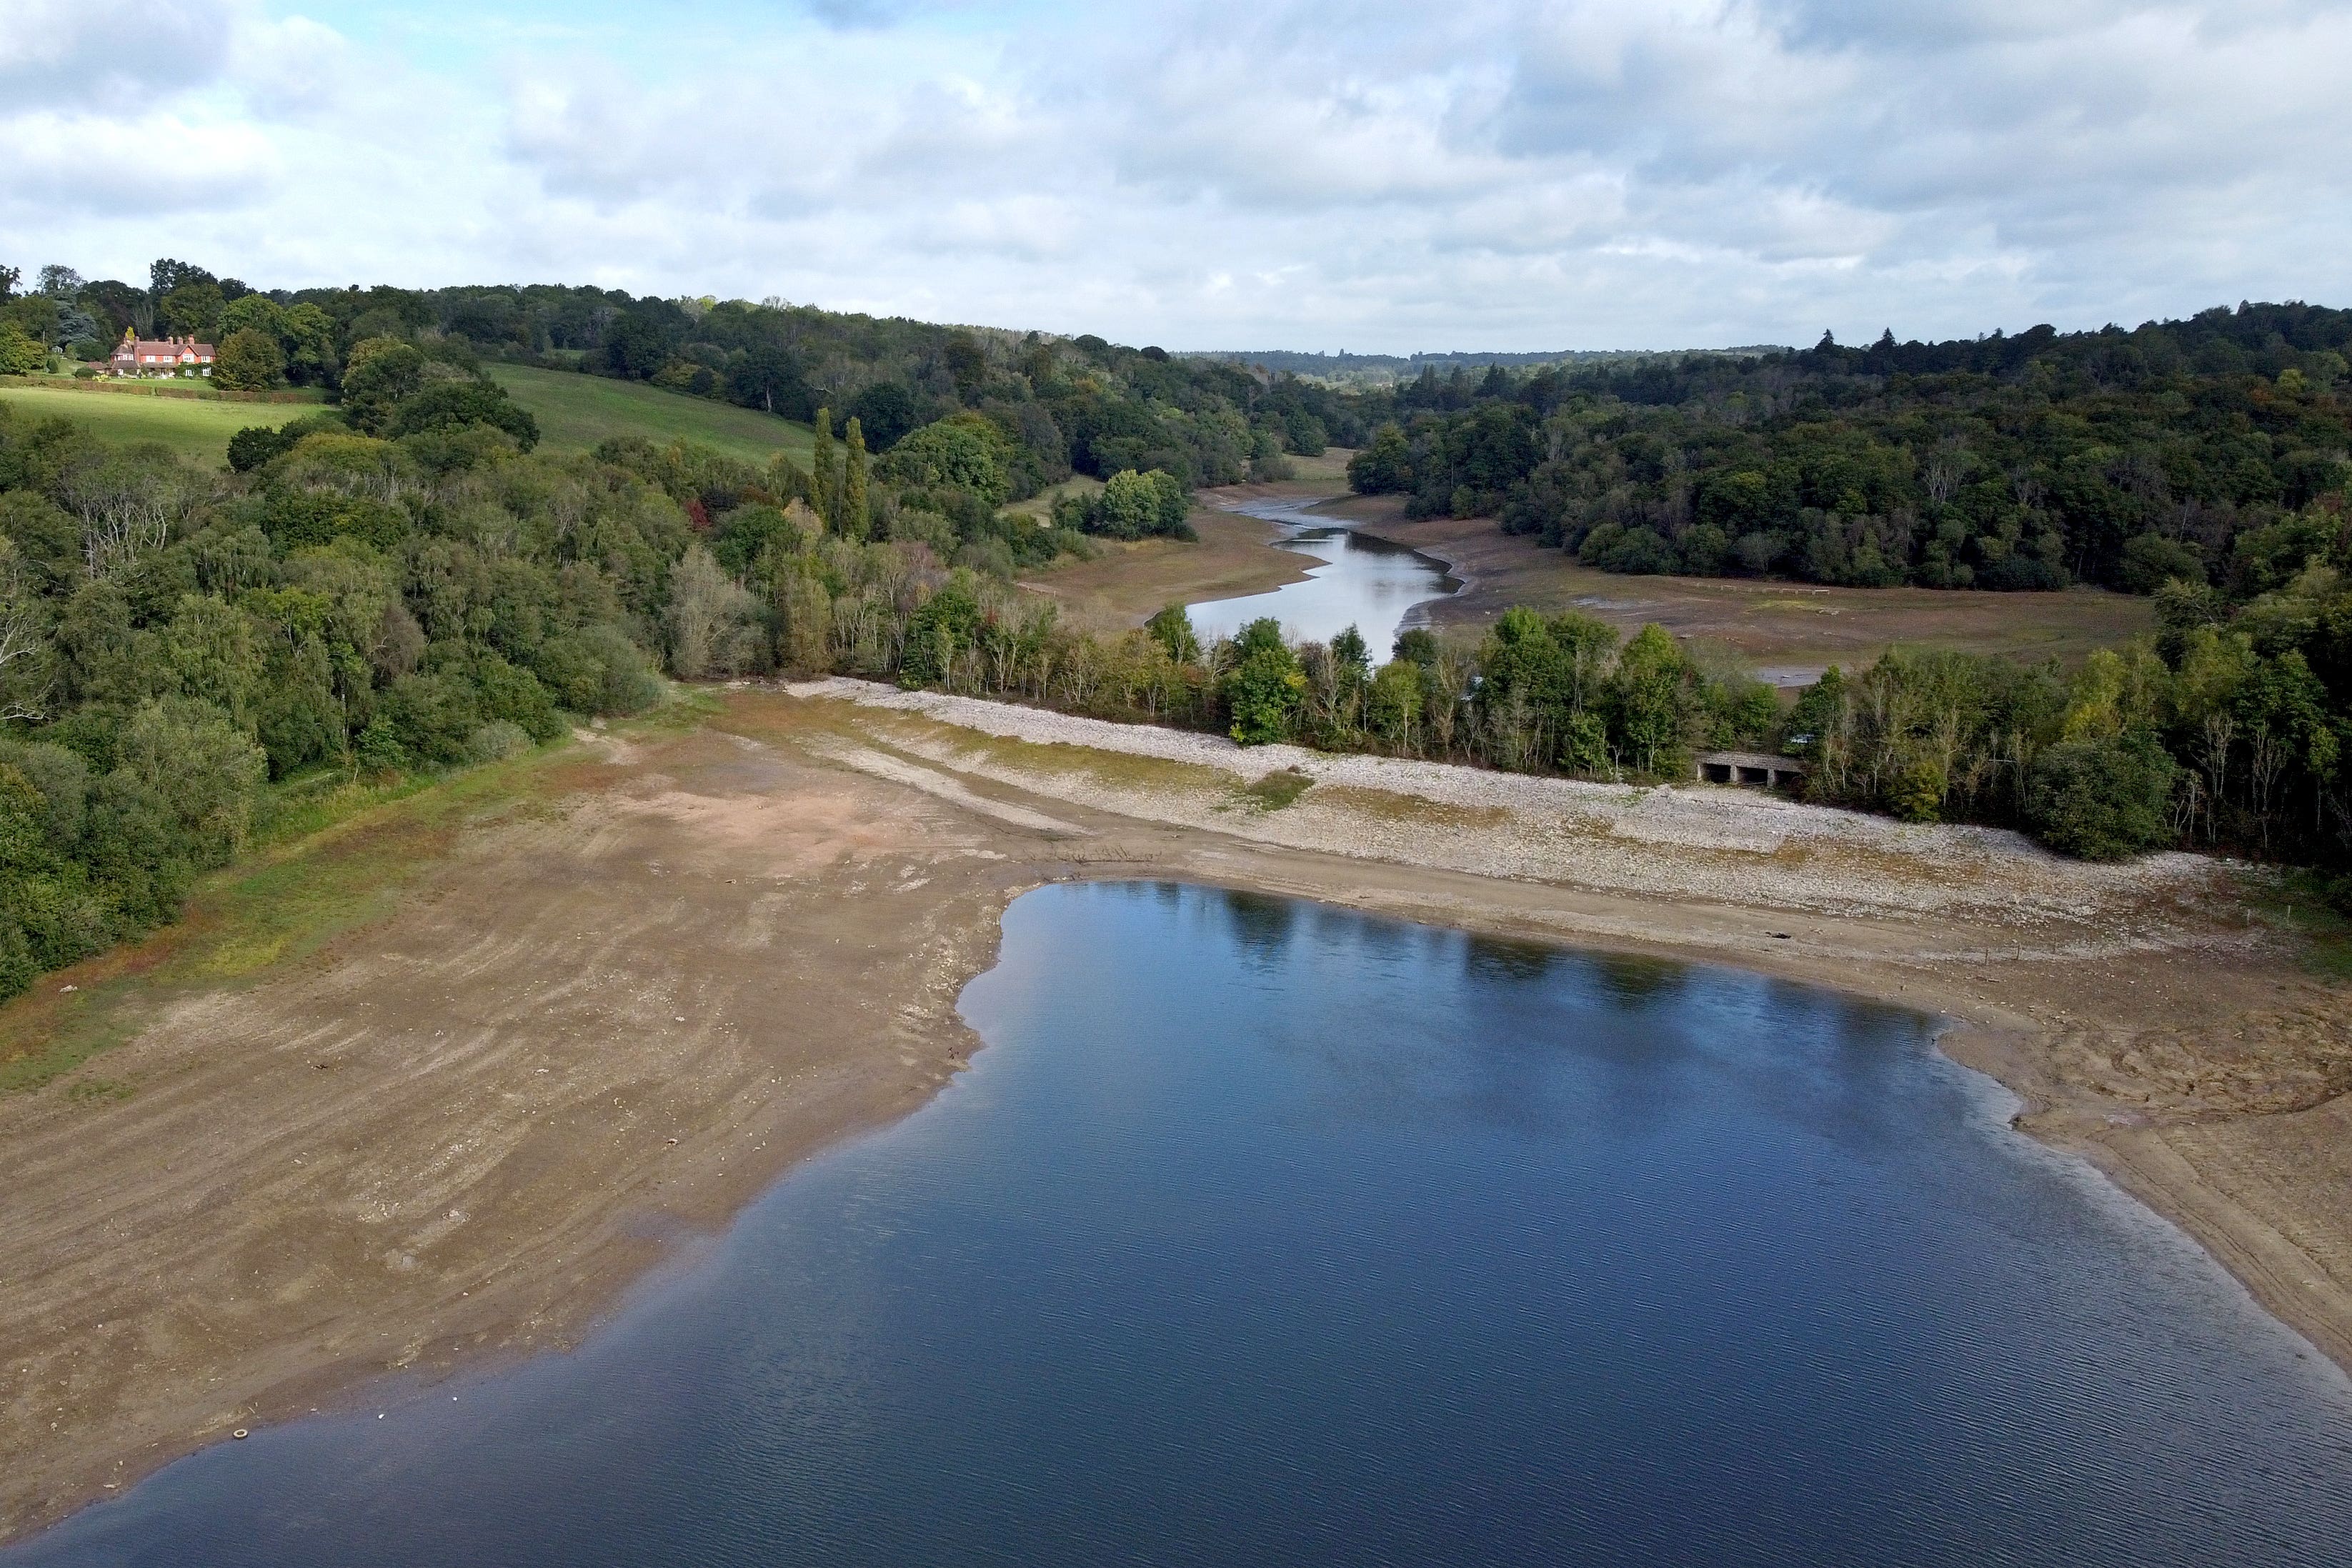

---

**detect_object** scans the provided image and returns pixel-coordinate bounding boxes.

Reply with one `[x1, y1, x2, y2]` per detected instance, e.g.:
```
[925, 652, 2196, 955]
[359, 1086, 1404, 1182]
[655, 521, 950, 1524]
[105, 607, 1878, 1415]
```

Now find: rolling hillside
[0, 381, 322, 464]
[0, 367, 816, 471]
[488, 365, 817, 467]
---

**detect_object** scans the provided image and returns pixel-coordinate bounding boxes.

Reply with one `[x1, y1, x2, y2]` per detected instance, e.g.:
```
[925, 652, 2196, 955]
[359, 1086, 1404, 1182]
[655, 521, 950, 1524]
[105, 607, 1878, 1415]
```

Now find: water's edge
[1186, 495, 1463, 646]
[13, 862, 2347, 1552]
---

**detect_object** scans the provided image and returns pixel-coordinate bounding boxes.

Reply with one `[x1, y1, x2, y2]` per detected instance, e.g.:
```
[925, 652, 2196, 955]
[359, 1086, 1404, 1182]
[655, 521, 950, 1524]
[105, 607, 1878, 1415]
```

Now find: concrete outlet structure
[1693, 751, 1810, 791]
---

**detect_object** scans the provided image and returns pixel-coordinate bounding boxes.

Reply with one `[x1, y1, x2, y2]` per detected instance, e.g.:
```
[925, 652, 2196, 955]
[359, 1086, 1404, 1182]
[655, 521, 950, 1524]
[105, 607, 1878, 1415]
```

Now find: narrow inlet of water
[1185, 497, 1460, 653]
[14, 882, 2352, 1567]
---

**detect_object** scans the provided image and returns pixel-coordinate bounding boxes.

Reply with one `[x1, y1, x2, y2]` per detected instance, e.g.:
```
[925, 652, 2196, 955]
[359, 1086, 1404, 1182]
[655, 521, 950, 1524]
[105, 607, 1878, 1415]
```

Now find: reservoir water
[16, 882, 2352, 1567]
[1187, 497, 1459, 652]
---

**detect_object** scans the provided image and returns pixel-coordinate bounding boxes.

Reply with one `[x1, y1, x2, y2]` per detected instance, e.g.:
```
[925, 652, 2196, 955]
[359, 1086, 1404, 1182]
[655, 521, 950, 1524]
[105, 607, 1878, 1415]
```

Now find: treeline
[1789, 559, 2352, 864]
[501, 297, 1370, 497]
[1348, 301, 2352, 596]
[0, 258, 1375, 501]
[859, 577, 2346, 869]
[0, 373, 689, 1000]
[1181, 346, 1781, 393]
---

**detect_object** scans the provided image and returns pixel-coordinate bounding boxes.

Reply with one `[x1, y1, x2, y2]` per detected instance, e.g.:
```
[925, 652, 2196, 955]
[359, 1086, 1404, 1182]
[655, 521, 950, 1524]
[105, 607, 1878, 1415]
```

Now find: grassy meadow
[489, 365, 817, 468]
[0, 381, 322, 465]
[0, 366, 816, 472]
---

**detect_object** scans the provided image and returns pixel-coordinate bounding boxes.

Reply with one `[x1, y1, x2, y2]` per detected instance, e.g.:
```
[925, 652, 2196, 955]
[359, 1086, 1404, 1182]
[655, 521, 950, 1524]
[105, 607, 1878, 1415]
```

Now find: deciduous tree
[212, 329, 285, 391]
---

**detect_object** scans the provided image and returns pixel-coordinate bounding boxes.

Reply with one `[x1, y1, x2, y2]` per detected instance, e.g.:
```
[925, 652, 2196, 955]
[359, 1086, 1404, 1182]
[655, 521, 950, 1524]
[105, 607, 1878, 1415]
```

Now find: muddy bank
[1317, 501, 2155, 668]
[1015, 504, 1310, 635]
[3, 686, 2347, 1542]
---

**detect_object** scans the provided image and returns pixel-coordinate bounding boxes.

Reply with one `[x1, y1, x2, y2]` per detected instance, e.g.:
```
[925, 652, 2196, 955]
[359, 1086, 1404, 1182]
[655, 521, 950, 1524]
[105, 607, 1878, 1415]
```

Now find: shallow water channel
[17, 882, 2352, 1566]
[1185, 497, 1459, 652]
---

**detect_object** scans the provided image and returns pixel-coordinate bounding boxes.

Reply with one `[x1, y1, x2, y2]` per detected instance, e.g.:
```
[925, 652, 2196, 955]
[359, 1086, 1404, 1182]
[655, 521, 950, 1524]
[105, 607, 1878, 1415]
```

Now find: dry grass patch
[1235, 767, 1315, 811]
[856, 708, 1239, 795]
[1301, 784, 1515, 832]
[0, 739, 620, 1097]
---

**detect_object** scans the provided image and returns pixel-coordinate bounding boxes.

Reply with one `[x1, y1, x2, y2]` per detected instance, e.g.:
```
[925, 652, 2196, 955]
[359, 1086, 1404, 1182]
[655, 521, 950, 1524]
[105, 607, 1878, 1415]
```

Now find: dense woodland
[6, 262, 2352, 1004]
[1346, 303, 2352, 595]
[1335, 304, 2352, 874]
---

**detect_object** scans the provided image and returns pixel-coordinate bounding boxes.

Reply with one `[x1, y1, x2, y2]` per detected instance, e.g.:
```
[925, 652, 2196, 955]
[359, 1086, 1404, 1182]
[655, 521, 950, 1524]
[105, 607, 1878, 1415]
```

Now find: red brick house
[106, 330, 214, 376]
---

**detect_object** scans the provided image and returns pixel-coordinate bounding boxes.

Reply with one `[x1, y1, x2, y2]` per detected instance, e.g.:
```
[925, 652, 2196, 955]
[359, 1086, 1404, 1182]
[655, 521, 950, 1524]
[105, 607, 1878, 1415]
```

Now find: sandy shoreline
[4, 685, 2348, 1544]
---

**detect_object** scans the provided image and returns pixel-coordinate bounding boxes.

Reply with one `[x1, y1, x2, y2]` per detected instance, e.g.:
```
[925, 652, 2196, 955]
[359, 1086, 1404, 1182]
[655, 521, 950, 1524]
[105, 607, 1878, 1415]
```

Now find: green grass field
[0, 366, 816, 473]
[1005, 474, 1104, 521]
[489, 365, 817, 468]
[0, 383, 307, 465]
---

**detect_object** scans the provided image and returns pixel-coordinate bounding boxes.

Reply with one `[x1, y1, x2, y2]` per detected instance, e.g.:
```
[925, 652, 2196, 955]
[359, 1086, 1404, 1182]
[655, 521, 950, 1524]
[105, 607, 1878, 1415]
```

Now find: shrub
[531, 626, 662, 716]
[1888, 760, 1946, 822]
[464, 720, 532, 764]
[474, 655, 563, 740]
[875, 416, 1010, 505]
[2026, 733, 2178, 860]
[900, 584, 985, 688]
[387, 379, 539, 450]
[1070, 469, 1193, 541]
[212, 329, 285, 391]
[381, 669, 482, 765]
[0, 918, 36, 1003]
[953, 539, 1016, 579]
[1222, 619, 1304, 745]
[2118, 532, 2206, 594]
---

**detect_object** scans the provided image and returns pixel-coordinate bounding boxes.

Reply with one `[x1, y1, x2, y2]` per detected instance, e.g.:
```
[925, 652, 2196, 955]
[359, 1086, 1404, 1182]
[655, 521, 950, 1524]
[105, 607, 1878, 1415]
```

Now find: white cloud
[0, 109, 277, 212]
[5, 0, 2351, 351]
[0, 0, 234, 106]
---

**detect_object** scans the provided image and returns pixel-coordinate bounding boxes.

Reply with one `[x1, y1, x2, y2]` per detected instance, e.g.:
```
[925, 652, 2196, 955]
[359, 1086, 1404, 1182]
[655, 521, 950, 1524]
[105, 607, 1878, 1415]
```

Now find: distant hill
[1182, 346, 1792, 388]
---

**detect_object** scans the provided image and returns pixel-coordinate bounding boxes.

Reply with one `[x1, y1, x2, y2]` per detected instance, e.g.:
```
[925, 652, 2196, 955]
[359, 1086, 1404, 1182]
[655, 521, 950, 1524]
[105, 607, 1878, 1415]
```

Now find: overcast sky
[5, 0, 2347, 352]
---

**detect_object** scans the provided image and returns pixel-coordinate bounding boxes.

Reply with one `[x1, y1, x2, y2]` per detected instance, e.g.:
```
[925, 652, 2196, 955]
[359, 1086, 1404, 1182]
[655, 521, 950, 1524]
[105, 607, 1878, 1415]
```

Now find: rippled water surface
[18, 882, 2352, 1567]
[1185, 497, 1458, 651]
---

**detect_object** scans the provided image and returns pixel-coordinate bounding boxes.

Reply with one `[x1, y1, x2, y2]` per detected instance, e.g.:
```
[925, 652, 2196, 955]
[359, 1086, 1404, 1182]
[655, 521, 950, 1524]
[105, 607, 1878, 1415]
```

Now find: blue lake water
[1187, 497, 1459, 653]
[16, 882, 2352, 1567]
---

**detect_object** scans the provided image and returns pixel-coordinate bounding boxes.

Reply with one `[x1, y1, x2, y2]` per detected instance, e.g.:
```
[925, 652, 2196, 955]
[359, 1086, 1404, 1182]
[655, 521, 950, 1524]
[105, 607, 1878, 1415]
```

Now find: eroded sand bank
[4, 684, 2347, 1542]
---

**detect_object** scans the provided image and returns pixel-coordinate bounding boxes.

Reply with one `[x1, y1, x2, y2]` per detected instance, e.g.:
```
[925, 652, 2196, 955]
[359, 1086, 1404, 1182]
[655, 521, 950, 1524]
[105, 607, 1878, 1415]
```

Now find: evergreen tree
[842, 416, 870, 542]
[809, 406, 836, 531]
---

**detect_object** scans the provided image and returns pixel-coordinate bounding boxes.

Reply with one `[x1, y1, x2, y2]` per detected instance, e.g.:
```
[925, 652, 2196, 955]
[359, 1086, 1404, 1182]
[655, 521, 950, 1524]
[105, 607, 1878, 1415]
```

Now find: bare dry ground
[1311, 500, 2156, 677]
[1011, 453, 1357, 636]
[0, 721, 1032, 1539]
[3, 684, 2347, 1544]
[1016, 506, 1311, 635]
[1022, 459, 2149, 675]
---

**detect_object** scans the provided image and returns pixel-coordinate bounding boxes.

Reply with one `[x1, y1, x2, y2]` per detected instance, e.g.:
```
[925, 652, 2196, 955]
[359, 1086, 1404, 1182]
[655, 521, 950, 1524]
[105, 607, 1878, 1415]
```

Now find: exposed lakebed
[1185, 496, 1460, 651]
[16, 882, 2352, 1567]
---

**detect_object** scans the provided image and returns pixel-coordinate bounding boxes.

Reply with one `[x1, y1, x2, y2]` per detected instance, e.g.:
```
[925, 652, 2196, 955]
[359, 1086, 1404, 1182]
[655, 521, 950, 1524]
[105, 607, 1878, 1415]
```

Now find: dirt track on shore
[4, 685, 2348, 1544]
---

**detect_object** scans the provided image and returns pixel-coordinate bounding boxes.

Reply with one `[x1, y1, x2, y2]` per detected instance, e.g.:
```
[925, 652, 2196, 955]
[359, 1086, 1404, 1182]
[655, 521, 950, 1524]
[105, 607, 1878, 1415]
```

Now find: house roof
[112, 337, 214, 361]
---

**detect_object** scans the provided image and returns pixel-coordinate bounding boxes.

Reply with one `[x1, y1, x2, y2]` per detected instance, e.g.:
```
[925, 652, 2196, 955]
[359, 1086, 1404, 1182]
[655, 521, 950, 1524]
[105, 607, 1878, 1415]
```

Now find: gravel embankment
[782, 678, 2218, 929]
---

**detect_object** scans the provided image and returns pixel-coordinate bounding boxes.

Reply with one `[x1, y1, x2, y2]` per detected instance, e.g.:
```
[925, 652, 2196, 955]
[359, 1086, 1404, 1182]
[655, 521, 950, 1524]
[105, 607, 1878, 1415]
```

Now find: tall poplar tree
[809, 406, 836, 531]
[842, 416, 870, 542]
